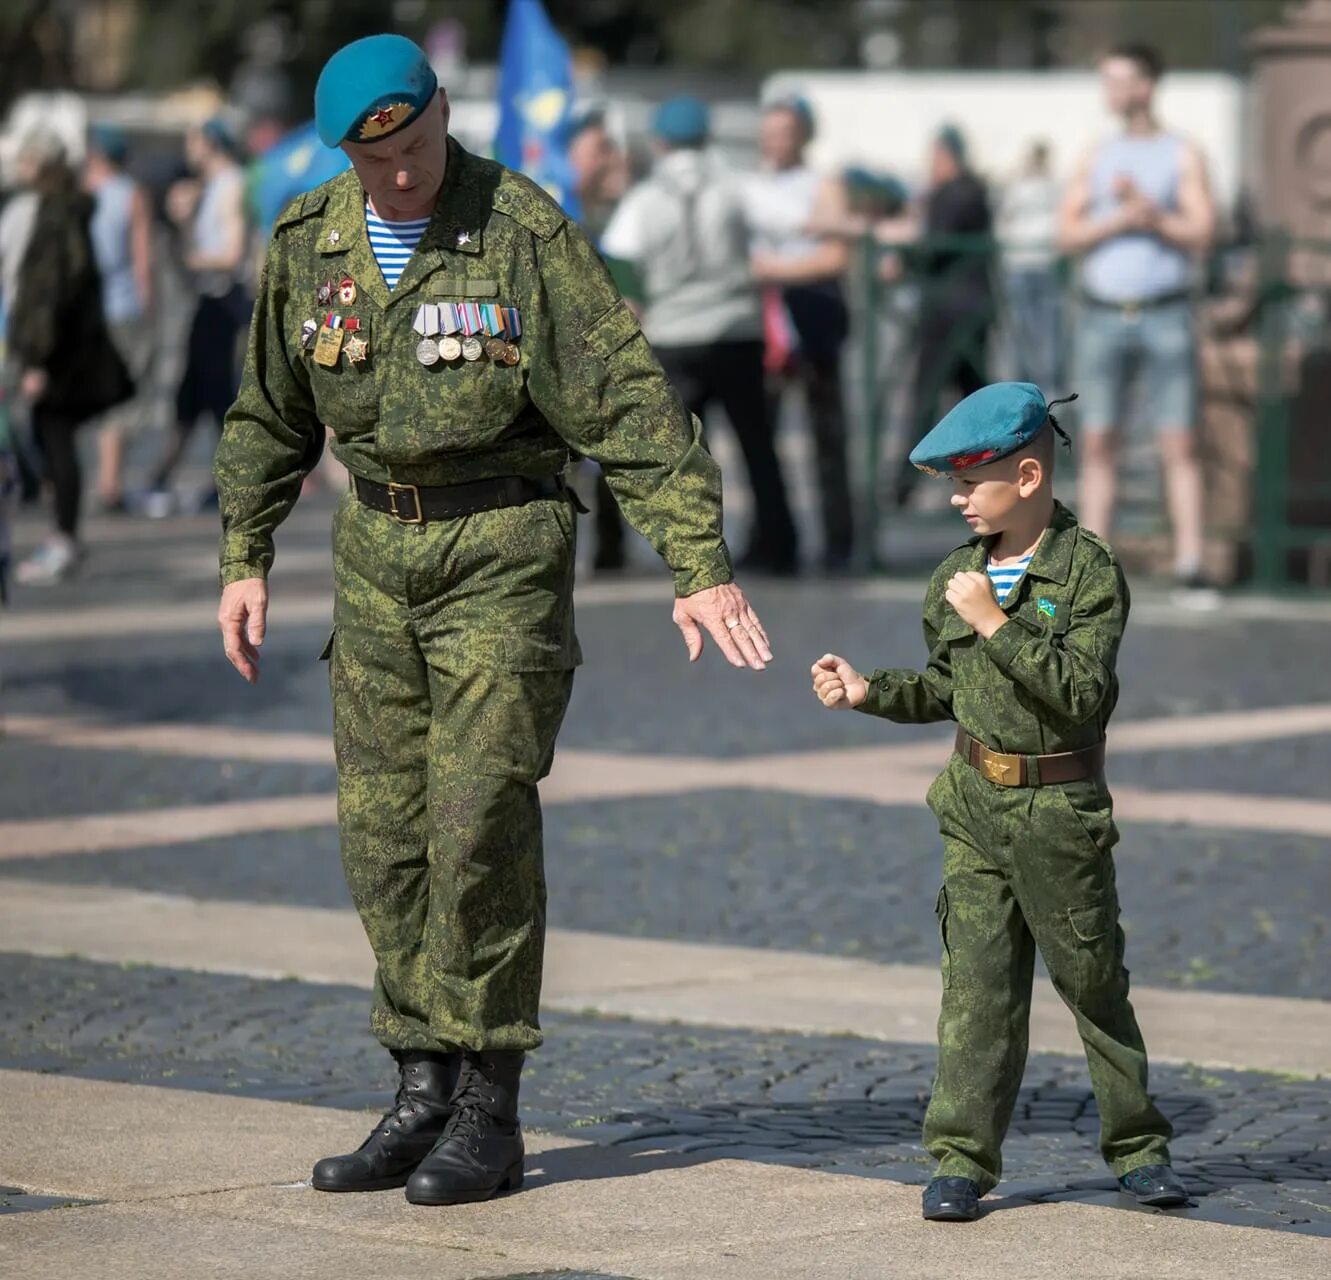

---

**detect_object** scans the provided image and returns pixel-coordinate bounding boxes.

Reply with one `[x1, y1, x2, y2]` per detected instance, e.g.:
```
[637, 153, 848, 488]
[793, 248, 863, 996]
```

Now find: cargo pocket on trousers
[935, 885, 953, 991]
[491, 630, 581, 785]
[1068, 898, 1117, 1005]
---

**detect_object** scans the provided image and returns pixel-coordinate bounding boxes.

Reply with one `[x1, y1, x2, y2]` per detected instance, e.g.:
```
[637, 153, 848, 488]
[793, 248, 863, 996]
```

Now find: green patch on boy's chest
[1037, 596, 1058, 620]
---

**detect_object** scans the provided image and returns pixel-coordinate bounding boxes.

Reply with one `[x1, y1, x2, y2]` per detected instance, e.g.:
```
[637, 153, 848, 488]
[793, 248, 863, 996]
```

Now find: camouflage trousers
[922, 753, 1172, 1194]
[325, 487, 580, 1054]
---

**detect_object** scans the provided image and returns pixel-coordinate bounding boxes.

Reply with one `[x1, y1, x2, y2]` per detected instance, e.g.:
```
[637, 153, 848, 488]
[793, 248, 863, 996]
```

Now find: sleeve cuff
[219, 535, 272, 588]
[855, 668, 898, 717]
[673, 547, 734, 598]
[220, 560, 269, 588]
[980, 616, 1037, 671]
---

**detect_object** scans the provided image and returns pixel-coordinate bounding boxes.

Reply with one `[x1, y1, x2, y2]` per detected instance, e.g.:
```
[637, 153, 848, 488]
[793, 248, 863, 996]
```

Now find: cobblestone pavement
[3, 954, 1329, 1237]
[3, 499, 1331, 1248]
[5, 793, 1329, 1000]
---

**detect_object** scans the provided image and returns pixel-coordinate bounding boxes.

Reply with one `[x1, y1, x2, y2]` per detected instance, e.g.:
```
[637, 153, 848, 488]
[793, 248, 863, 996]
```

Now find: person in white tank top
[1059, 43, 1218, 603]
[741, 97, 856, 571]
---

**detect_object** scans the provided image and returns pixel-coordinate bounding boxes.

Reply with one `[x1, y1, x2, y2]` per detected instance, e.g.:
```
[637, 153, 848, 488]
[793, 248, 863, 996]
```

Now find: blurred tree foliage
[0, 0, 1305, 114]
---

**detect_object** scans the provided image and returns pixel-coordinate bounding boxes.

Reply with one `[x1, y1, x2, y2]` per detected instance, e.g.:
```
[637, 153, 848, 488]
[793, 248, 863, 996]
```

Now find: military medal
[499, 306, 522, 364]
[299, 318, 318, 349]
[312, 313, 344, 367]
[439, 335, 463, 361]
[342, 317, 367, 364]
[413, 304, 442, 365]
[316, 280, 334, 307]
[460, 336, 483, 361]
[416, 338, 441, 365]
[339, 276, 357, 306]
[484, 337, 508, 361]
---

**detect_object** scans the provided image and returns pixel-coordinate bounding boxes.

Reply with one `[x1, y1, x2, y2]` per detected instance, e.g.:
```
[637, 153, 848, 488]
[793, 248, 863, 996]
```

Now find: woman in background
[9, 131, 132, 585]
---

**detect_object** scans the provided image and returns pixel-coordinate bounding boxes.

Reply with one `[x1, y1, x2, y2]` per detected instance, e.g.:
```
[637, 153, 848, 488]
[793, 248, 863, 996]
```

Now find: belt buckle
[387, 481, 423, 524]
[978, 744, 1022, 787]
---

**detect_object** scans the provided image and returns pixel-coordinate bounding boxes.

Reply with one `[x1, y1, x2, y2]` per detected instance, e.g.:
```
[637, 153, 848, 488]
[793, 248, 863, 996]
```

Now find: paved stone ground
[3, 953, 1329, 1237]
[3, 496, 1331, 1249]
[5, 793, 1329, 1000]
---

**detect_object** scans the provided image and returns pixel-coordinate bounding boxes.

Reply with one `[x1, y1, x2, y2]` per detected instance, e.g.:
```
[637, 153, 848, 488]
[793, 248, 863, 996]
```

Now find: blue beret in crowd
[89, 123, 128, 165]
[652, 96, 710, 145]
[315, 34, 440, 148]
[909, 382, 1068, 477]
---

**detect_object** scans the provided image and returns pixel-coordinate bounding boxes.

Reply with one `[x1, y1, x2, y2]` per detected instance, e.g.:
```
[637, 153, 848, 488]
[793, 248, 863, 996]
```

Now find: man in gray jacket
[601, 97, 797, 574]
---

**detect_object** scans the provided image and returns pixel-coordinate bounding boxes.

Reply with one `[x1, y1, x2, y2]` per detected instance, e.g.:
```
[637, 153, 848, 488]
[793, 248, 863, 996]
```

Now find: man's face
[184, 127, 209, 173]
[930, 141, 960, 187]
[569, 123, 617, 196]
[1100, 56, 1155, 118]
[343, 91, 450, 221]
[758, 108, 806, 169]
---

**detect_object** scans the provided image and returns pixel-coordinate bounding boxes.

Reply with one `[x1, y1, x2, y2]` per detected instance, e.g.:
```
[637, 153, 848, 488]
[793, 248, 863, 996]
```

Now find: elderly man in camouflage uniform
[214, 35, 771, 1207]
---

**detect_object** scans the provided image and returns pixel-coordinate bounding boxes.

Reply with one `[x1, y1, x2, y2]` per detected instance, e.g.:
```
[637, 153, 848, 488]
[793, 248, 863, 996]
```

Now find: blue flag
[247, 120, 351, 239]
[495, 0, 581, 221]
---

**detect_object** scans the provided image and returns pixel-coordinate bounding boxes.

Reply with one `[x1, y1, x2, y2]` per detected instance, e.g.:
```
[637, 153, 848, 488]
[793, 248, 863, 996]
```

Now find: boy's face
[948, 454, 1043, 536]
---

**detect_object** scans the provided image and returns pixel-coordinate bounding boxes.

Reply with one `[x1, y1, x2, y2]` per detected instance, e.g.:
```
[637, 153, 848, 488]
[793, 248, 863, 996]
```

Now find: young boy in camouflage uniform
[812, 382, 1187, 1221]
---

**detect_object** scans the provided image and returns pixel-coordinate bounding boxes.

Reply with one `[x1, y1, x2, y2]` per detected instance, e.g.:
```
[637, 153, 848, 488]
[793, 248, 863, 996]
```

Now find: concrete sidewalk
[3, 1071, 1327, 1280]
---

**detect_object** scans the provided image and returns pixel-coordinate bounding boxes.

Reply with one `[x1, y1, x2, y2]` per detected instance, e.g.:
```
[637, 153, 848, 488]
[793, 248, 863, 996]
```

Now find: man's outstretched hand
[672, 581, 772, 671]
[219, 577, 269, 684]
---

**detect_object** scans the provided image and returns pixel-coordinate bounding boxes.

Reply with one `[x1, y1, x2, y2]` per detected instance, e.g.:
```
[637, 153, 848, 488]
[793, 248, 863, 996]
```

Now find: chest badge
[455, 229, 472, 247]
[1037, 597, 1057, 620]
[339, 276, 358, 306]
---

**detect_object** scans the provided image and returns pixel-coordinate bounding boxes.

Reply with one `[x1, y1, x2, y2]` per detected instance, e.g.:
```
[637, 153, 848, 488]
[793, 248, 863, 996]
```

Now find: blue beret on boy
[315, 34, 439, 148]
[908, 382, 1073, 477]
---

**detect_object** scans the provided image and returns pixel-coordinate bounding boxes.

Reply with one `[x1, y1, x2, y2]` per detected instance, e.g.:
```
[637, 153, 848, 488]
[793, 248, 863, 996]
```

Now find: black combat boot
[312, 1051, 460, 1192]
[404, 1051, 525, 1205]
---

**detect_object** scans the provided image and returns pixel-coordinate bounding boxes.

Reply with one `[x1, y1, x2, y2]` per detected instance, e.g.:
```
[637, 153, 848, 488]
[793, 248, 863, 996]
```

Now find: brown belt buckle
[976, 743, 1024, 787]
[387, 481, 423, 524]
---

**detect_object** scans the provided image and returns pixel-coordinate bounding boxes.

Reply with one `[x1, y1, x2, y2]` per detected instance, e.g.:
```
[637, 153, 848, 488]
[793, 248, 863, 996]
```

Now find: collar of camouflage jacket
[970, 499, 1078, 604]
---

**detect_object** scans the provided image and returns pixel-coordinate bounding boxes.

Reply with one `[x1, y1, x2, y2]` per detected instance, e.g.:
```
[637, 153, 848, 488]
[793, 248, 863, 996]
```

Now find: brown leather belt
[351, 473, 563, 524]
[954, 728, 1105, 788]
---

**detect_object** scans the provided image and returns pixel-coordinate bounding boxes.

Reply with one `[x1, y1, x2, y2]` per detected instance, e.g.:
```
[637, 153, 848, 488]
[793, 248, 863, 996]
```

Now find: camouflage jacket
[857, 502, 1126, 756]
[214, 139, 732, 595]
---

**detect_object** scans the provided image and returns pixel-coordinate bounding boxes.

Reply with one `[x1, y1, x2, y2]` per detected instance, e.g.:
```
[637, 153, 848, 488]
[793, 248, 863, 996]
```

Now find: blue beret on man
[315, 34, 439, 148]
[653, 96, 710, 146]
[909, 382, 1073, 478]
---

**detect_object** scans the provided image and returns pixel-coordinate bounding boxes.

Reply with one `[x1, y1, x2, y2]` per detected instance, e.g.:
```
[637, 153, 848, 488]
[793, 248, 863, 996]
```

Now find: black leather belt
[1081, 290, 1191, 314]
[351, 473, 564, 524]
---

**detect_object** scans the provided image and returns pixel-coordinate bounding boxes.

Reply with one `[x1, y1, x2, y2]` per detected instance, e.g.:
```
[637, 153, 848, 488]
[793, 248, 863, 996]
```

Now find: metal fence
[847, 230, 1331, 590]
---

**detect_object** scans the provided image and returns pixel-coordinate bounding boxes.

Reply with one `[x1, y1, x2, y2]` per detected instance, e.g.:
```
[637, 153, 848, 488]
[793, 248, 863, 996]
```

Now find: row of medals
[413, 302, 521, 368]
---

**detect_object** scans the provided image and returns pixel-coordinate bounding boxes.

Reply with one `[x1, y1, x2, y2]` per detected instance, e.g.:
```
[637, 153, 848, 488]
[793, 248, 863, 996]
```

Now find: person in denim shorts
[1060, 43, 1217, 604]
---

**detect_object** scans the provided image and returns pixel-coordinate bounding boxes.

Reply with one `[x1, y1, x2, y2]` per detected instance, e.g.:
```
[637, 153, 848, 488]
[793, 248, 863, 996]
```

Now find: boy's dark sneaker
[1118, 1164, 1190, 1207]
[922, 1176, 981, 1221]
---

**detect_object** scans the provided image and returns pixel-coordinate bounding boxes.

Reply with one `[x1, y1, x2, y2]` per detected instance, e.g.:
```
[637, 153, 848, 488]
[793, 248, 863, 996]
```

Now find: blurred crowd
[0, 37, 1222, 600]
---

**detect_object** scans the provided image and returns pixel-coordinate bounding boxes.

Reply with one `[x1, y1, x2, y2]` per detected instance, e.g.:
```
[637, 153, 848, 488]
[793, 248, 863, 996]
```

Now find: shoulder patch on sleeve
[492, 170, 566, 240]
